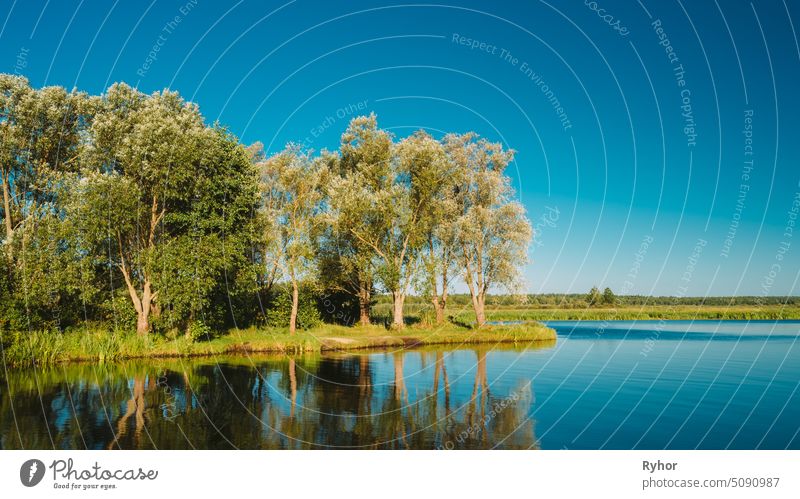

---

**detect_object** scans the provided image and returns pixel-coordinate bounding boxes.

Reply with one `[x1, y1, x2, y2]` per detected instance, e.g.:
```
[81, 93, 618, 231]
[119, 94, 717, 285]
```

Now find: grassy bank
[0, 322, 556, 367]
[446, 304, 800, 322]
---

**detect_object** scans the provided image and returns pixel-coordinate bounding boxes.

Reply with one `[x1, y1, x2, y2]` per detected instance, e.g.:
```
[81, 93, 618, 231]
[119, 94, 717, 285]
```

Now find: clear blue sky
[2, 0, 799, 296]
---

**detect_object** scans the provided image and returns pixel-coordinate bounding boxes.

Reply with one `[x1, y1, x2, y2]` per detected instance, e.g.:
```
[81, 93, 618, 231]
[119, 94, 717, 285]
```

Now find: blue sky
[2, 0, 799, 296]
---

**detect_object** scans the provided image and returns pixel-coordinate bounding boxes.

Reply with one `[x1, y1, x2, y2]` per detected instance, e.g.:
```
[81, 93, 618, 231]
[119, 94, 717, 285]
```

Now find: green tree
[85, 84, 206, 335]
[446, 133, 531, 326]
[405, 131, 457, 325]
[152, 127, 258, 333]
[602, 287, 616, 305]
[0, 76, 94, 330]
[259, 146, 327, 334]
[329, 122, 452, 328]
[327, 116, 400, 328]
[75, 84, 256, 335]
[322, 116, 391, 326]
[586, 286, 602, 306]
[0, 75, 91, 258]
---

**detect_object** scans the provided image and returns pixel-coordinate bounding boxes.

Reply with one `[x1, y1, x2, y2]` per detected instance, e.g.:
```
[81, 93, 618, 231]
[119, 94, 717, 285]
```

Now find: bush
[98, 292, 138, 332]
[266, 283, 322, 330]
[2, 330, 66, 366]
[186, 320, 218, 342]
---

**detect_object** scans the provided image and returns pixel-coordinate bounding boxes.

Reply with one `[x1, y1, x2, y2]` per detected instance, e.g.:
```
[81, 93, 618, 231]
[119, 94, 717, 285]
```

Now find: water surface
[1, 320, 798, 449]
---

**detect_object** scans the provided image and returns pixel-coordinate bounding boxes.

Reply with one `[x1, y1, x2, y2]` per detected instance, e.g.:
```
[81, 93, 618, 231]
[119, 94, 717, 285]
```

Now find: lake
[1, 320, 798, 449]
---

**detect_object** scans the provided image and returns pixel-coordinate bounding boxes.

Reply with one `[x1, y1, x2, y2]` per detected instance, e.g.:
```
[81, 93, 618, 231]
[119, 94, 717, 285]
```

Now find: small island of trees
[0, 75, 549, 364]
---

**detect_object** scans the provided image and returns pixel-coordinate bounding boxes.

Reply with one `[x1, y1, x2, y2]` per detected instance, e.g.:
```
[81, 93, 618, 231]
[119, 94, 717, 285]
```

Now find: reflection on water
[2, 321, 799, 450]
[0, 344, 550, 450]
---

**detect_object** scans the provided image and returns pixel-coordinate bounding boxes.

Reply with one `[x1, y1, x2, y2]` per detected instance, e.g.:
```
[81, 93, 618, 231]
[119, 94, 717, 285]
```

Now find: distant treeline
[378, 293, 800, 307]
[371, 293, 800, 321]
[372, 293, 800, 309]
[0, 75, 530, 337]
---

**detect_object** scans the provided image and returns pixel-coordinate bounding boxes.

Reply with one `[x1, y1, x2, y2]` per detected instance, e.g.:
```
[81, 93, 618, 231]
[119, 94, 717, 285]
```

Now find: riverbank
[445, 304, 800, 322]
[1, 322, 556, 367]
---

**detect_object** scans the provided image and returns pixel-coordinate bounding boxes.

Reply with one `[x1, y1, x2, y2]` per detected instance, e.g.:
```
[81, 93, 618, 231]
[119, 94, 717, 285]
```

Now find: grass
[0, 321, 556, 367]
[7, 302, 795, 367]
[447, 304, 800, 322]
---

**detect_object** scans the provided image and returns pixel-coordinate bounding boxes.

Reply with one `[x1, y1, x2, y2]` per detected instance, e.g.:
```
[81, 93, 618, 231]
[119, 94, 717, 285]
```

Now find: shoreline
[446, 304, 800, 322]
[1, 322, 557, 367]
[5, 313, 798, 368]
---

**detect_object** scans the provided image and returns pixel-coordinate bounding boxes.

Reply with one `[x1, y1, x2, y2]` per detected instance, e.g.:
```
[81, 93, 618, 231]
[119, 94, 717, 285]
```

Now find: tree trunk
[440, 269, 449, 324]
[473, 293, 486, 327]
[432, 296, 445, 325]
[358, 301, 370, 326]
[391, 291, 405, 328]
[358, 281, 371, 326]
[1, 172, 13, 257]
[136, 311, 149, 336]
[463, 254, 486, 328]
[289, 278, 299, 335]
[435, 303, 445, 324]
[136, 280, 154, 336]
[430, 271, 445, 325]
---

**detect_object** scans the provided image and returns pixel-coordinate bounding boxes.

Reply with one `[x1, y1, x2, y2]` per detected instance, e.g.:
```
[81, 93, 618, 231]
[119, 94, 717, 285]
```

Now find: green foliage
[186, 320, 216, 342]
[602, 287, 616, 305]
[2, 330, 66, 366]
[0, 76, 553, 354]
[586, 286, 602, 306]
[265, 284, 322, 330]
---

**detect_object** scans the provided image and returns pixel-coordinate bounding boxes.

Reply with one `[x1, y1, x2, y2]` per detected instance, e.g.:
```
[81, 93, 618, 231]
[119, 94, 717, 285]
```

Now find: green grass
[7, 302, 795, 367]
[0, 321, 556, 367]
[369, 303, 800, 323]
[446, 305, 800, 322]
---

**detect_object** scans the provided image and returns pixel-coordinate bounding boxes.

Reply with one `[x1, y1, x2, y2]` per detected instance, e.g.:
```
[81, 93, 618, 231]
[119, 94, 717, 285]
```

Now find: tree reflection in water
[0, 344, 551, 449]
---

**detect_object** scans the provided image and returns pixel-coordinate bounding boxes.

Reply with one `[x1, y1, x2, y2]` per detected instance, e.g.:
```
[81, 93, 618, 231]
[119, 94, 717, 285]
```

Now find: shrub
[186, 320, 217, 342]
[266, 283, 322, 330]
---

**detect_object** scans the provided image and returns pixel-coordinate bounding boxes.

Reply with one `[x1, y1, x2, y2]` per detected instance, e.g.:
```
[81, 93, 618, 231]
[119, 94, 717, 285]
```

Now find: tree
[152, 127, 258, 333]
[406, 131, 457, 325]
[586, 286, 601, 306]
[0, 75, 91, 259]
[327, 116, 396, 328]
[329, 121, 451, 328]
[0, 76, 94, 331]
[447, 133, 531, 327]
[79, 84, 222, 335]
[259, 146, 327, 334]
[0, 77, 542, 340]
[602, 287, 616, 305]
[322, 116, 391, 326]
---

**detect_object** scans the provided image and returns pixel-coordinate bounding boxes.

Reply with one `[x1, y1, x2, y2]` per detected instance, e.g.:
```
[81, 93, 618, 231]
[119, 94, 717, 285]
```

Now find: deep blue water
[1, 320, 798, 449]
[532, 320, 800, 449]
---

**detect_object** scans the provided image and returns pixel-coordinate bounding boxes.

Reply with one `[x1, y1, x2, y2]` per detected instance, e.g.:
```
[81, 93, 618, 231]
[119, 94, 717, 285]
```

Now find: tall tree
[602, 286, 616, 305]
[259, 146, 327, 334]
[329, 119, 447, 328]
[586, 286, 601, 306]
[446, 133, 532, 327]
[0, 75, 90, 259]
[323, 116, 392, 326]
[246, 142, 282, 308]
[415, 134, 460, 325]
[152, 126, 259, 333]
[82, 84, 207, 335]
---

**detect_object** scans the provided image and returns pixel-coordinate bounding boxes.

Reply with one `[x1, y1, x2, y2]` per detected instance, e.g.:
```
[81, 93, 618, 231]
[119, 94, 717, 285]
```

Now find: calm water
[1, 320, 798, 449]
